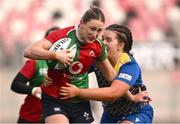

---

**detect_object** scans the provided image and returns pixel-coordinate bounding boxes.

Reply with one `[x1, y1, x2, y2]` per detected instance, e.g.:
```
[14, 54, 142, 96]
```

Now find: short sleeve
[20, 60, 36, 79]
[96, 39, 107, 62]
[45, 30, 62, 44]
[115, 63, 140, 86]
[45, 26, 74, 44]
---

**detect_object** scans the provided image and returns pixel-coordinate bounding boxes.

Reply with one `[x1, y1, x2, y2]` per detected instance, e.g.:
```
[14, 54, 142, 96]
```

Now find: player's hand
[43, 74, 53, 87]
[132, 90, 152, 103]
[32, 87, 42, 99]
[59, 83, 79, 99]
[55, 50, 74, 67]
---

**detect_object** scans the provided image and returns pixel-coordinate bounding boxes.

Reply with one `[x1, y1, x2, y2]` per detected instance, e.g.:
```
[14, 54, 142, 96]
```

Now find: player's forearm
[11, 80, 34, 94]
[24, 46, 56, 60]
[96, 59, 116, 82]
[11, 73, 34, 94]
[77, 80, 129, 101]
[77, 87, 124, 101]
[24, 39, 55, 60]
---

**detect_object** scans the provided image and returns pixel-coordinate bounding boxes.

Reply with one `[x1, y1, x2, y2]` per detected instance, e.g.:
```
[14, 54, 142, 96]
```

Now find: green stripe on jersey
[67, 29, 81, 62]
[96, 38, 107, 62]
[31, 60, 47, 86]
[67, 29, 89, 87]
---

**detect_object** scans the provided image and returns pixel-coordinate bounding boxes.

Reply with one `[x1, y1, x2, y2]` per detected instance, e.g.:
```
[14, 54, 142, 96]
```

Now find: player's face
[102, 30, 121, 58]
[79, 19, 104, 44]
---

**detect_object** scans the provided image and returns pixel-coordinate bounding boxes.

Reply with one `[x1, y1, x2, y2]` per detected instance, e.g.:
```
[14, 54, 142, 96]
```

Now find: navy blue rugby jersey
[89, 53, 151, 116]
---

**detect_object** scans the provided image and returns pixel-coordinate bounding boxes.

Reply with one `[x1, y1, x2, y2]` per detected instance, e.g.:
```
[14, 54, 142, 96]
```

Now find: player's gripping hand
[59, 83, 79, 99]
[43, 75, 53, 87]
[132, 90, 152, 103]
[32, 87, 42, 99]
[52, 50, 74, 67]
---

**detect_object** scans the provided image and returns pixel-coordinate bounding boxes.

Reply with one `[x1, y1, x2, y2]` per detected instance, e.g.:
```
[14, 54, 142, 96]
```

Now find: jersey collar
[114, 52, 131, 73]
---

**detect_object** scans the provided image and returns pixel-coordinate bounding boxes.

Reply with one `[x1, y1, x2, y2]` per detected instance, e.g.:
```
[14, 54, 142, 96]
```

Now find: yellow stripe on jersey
[114, 53, 131, 73]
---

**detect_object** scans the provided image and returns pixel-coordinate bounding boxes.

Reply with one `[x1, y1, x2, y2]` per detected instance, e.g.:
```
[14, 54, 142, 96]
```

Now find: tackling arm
[60, 80, 130, 101]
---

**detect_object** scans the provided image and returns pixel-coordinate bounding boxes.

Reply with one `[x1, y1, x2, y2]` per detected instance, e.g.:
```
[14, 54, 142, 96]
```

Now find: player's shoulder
[95, 38, 104, 46]
[50, 26, 75, 37]
[126, 56, 140, 68]
[89, 38, 105, 51]
[22, 59, 36, 70]
[120, 58, 140, 74]
[59, 26, 75, 35]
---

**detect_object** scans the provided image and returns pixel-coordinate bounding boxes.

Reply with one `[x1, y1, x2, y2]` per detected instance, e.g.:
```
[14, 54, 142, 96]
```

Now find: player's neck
[109, 52, 121, 67]
[76, 26, 84, 43]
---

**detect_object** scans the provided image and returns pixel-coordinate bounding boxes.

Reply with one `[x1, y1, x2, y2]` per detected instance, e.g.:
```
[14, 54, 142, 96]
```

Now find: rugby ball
[47, 38, 77, 70]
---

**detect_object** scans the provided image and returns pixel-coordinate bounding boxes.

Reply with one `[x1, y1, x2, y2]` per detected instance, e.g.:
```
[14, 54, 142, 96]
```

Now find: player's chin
[85, 38, 96, 43]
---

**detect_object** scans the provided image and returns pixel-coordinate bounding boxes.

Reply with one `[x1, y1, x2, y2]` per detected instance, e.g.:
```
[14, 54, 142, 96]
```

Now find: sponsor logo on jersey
[118, 73, 132, 81]
[83, 112, 90, 120]
[135, 117, 140, 122]
[69, 61, 83, 74]
[89, 50, 95, 57]
[39, 68, 47, 76]
[54, 107, 61, 112]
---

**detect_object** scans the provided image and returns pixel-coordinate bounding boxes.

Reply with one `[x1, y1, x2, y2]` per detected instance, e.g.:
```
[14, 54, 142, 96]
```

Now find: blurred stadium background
[0, 0, 180, 123]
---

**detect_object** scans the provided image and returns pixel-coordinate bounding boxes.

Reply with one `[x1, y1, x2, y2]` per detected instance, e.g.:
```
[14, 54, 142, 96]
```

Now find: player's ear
[118, 42, 124, 51]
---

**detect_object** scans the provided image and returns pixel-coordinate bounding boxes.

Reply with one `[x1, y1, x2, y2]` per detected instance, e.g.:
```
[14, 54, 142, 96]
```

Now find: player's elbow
[106, 77, 114, 83]
[23, 47, 37, 59]
[11, 81, 17, 93]
[23, 48, 31, 58]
